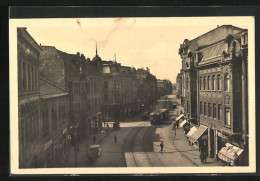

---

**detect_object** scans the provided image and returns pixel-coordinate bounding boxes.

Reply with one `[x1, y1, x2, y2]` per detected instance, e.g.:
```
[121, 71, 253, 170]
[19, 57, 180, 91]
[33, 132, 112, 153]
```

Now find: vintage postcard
[9, 15, 255, 174]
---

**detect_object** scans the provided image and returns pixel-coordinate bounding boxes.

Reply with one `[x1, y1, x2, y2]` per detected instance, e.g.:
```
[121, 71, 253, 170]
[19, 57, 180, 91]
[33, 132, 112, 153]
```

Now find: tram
[150, 108, 169, 125]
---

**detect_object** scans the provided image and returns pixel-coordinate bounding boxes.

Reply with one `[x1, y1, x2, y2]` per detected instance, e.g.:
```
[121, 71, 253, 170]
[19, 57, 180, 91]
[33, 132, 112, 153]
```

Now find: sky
[11, 17, 252, 83]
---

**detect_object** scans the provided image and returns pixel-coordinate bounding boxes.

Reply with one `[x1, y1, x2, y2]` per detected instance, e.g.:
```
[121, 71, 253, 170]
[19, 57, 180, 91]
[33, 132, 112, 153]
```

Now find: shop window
[225, 107, 231, 126]
[204, 102, 207, 116]
[208, 103, 211, 117]
[200, 101, 203, 115]
[224, 74, 230, 91]
[213, 103, 216, 118]
[218, 104, 222, 120]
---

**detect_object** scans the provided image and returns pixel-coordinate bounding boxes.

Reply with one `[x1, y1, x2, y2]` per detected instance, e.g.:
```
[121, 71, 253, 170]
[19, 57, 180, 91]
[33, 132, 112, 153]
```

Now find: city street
[67, 95, 220, 167]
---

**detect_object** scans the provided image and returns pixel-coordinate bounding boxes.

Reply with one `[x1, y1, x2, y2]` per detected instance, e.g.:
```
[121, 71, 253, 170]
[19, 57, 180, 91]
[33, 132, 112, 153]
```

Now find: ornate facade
[179, 25, 248, 166]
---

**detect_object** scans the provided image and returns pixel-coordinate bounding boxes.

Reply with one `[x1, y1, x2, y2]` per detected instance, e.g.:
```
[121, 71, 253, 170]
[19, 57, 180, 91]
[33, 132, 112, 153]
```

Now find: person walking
[93, 135, 96, 144]
[160, 141, 164, 154]
[172, 122, 177, 138]
[114, 133, 117, 143]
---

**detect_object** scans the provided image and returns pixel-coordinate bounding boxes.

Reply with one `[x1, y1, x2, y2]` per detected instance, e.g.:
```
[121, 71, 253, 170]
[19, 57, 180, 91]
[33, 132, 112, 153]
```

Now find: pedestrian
[107, 123, 109, 131]
[160, 141, 164, 154]
[93, 135, 96, 144]
[114, 134, 117, 143]
[176, 119, 180, 129]
[172, 122, 177, 138]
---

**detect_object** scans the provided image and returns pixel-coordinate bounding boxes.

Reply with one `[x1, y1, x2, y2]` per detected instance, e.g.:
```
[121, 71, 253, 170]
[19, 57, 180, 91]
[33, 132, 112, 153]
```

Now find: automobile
[88, 144, 102, 161]
[113, 122, 120, 130]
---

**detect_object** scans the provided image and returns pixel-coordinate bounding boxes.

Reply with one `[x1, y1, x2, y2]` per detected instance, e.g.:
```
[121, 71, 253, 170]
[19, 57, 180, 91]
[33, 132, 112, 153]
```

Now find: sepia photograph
[9, 14, 255, 174]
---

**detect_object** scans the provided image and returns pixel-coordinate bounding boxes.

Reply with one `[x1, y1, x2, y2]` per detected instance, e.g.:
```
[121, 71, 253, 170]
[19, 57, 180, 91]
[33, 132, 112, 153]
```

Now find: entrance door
[210, 129, 215, 158]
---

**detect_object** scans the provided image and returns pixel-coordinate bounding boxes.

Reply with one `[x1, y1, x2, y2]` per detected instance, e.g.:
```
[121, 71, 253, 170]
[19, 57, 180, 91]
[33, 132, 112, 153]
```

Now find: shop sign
[218, 132, 229, 140]
[202, 135, 208, 140]
[43, 139, 52, 151]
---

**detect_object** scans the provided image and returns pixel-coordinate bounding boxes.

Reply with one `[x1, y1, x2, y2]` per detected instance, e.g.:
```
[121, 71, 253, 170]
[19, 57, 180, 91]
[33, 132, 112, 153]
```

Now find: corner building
[179, 25, 248, 166]
[18, 28, 41, 168]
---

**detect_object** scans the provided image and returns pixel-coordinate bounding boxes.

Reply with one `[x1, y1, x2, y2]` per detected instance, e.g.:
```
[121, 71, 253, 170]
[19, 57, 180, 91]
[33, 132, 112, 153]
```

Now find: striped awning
[187, 126, 198, 138]
[218, 143, 244, 165]
[179, 119, 188, 128]
[188, 125, 208, 143]
[176, 114, 184, 121]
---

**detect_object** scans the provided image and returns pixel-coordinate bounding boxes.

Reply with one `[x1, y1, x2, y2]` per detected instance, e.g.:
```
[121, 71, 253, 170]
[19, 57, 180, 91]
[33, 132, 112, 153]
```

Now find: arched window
[224, 74, 230, 91]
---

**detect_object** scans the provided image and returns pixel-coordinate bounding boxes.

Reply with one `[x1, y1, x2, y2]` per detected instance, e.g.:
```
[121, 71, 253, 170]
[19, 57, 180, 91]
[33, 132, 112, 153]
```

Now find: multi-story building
[57, 51, 88, 141]
[38, 78, 69, 167]
[179, 25, 248, 166]
[85, 48, 103, 134]
[102, 60, 138, 121]
[176, 72, 182, 99]
[18, 27, 42, 168]
[136, 68, 157, 113]
[157, 79, 173, 98]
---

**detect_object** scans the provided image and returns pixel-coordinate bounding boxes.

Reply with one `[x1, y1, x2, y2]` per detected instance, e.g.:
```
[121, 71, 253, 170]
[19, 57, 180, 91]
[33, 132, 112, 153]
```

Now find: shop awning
[179, 119, 188, 128]
[187, 126, 198, 138]
[176, 114, 184, 121]
[188, 125, 208, 143]
[218, 143, 244, 165]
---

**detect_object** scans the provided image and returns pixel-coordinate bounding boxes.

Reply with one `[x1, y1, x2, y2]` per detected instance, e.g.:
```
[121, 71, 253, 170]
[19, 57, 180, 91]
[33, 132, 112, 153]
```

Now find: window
[52, 105, 57, 130]
[19, 62, 22, 92]
[203, 76, 206, 90]
[42, 108, 49, 137]
[23, 63, 26, 91]
[218, 104, 222, 120]
[104, 94, 108, 103]
[200, 77, 202, 90]
[212, 75, 215, 90]
[225, 107, 231, 126]
[213, 103, 216, 118]
[208, 103, 211, 117]
[204, 102, 207, 116]
[200, 102, 203, 115]
[104, 81, 108, 89]
[187, 101, 190, 113]
[217, 74, 221, 90]
[28, 65, 31, 91]
[224, 74, 230, 91]
[207, 76, 210, 90]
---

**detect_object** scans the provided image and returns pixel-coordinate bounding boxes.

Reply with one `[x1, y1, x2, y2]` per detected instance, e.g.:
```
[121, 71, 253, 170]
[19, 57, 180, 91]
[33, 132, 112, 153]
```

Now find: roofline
[18, 27, 42, 52]
[40, 77, 67, 92]
[189, 25, 245, 44]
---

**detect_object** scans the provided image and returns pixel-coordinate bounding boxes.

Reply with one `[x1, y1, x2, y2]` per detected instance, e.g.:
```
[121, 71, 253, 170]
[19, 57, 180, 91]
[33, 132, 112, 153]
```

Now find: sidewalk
[66, 129, 110, 167]
[172, 120, 220, 166]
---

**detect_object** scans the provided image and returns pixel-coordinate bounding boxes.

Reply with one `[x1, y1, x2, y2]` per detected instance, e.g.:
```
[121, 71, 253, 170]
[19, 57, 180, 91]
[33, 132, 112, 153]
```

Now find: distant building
[18, 27, 42, 168]
[85, 47, 104, 133]
[136, 68, 157, 113]
[102, 60, 138, 121]
[157, 79, 173, 97]
[178, 25, 248, 166]
[176, 72, 182, 99]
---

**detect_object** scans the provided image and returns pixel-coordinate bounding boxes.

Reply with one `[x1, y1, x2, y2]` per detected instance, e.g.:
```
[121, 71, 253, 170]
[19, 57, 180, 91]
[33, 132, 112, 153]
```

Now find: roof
[200, 40, 226, 62]
[185, 25, 244, 54]
[40, 78, 68, 99]
[17, 27, 42, 52]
